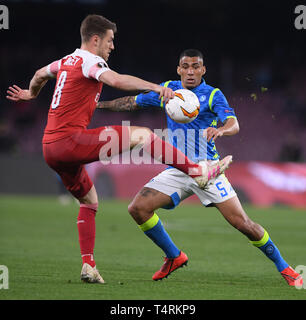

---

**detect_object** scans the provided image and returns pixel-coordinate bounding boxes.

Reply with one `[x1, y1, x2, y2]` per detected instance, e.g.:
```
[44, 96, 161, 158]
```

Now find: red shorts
[43, 126, 128, 198]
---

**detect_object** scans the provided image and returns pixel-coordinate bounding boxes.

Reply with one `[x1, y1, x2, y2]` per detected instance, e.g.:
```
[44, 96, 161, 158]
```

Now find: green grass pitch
[0, 195, 306, 300]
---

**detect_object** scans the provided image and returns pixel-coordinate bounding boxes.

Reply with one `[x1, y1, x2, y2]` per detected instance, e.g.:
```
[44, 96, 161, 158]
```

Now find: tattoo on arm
[96, 96, 140, 111]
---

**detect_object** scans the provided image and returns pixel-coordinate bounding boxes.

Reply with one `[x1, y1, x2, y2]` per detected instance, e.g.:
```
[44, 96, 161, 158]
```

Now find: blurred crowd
[1, 0, 305, 162]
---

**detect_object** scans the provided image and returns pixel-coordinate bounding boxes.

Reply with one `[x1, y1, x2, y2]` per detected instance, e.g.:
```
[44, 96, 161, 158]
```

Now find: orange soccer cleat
[280, 266, 303, 287]
[152, 251, 188, 281]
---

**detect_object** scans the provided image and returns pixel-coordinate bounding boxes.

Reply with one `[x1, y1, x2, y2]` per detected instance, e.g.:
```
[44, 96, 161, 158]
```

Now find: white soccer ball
[165, 89, 200, 123]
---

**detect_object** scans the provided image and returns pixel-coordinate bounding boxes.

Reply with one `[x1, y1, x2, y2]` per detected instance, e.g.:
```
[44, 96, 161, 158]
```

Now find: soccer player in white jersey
[6, 16, 232, 284]
[98, 49, 303, 286]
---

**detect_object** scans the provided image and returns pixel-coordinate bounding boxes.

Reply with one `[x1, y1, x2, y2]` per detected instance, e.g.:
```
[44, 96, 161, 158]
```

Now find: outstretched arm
[98, 70, 174, 104]
[6, 66, 53, 102]
[96, 96, 140, 112]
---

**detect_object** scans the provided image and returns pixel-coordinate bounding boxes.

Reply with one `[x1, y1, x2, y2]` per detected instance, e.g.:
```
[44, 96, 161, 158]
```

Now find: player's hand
[156, 86, 175, 104]
[205, 127, 224, 142]
[6, 85, 34, 102]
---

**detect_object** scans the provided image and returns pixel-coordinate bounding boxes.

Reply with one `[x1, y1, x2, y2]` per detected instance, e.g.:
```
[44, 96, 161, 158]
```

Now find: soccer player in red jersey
[6, 15, 232, 283]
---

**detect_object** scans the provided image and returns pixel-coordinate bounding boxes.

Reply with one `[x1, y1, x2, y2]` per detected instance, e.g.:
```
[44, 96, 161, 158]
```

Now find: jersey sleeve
[209, 89, 236, 123]
[46, 60, 62, 78]
[135, 91, 161, 108]
[135, 81, 170, 108]
[82, 56, 110, 81]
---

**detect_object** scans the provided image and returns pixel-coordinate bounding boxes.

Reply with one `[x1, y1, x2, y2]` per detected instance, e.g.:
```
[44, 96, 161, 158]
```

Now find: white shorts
[144, 167, 236, 209]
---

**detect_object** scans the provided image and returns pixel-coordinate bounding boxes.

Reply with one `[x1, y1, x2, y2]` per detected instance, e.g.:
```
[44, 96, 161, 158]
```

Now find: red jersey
[43, 49, 110, 143]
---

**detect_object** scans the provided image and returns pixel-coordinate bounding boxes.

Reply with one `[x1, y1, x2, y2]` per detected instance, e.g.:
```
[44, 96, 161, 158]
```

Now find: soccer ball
[165, 89, 200, 123]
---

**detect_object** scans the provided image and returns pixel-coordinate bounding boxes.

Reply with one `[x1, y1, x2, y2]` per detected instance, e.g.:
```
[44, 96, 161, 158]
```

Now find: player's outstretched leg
[216, 197, 303, 287]
[131, 128, 232, 188]
[128, 188, 188, 281]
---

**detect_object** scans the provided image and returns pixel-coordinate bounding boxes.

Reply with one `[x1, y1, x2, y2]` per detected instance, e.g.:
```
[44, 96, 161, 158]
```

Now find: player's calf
[77, 202, 98, 268]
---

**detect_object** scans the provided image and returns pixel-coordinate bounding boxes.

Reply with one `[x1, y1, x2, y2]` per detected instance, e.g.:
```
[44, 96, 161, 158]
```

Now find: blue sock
[250, 230, 289, 272]
[139, 213, 180, 258]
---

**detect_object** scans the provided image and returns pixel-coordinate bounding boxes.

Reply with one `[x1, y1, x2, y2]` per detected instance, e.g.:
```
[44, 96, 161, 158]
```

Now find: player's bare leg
[215, 196, 303, 286]
[215, 196, 264, 241]
[129, 126, 232, 188]
[128, 187, 171, 224]
[77, 185, 105, 284]
[128, 187, 188, 280]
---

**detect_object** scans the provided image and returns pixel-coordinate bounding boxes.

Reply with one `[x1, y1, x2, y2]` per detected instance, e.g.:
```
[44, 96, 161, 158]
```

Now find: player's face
[97, 29, 115, 61]
[177, 56, 206, 89]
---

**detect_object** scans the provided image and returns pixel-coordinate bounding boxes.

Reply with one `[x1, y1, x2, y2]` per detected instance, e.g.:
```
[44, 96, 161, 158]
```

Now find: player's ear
[202, 65, 206, 76]
[177, 66, 181, 76]
[92, 35, 100, 47]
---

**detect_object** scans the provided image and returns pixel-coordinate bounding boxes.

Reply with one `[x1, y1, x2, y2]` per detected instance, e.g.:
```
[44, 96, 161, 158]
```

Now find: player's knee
[128, 201, 148, 219]
[128, 202, 139, 216]
[138, 127, 153, 137]
[130, 127, 153, 147]
[78, 195, 99, 212]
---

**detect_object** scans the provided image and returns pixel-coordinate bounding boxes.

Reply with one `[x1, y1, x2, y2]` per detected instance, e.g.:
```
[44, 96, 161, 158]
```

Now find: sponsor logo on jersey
[98, 62, 108, 68]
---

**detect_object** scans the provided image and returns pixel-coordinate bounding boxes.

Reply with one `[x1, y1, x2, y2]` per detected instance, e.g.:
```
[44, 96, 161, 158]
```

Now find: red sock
[77, 203, 98, 268]
[143, 132, 202, 177]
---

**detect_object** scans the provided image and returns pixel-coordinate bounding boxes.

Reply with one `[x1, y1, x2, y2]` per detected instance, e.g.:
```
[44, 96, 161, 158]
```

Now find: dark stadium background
[1, 0, 305, 202]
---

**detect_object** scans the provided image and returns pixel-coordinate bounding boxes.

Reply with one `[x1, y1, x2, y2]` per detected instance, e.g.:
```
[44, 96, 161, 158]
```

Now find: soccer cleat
[280, 266, 303, 287]
[194, 155, 233, 189]
[80, 263, 105, 284]
[152, 251, 188, 281]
